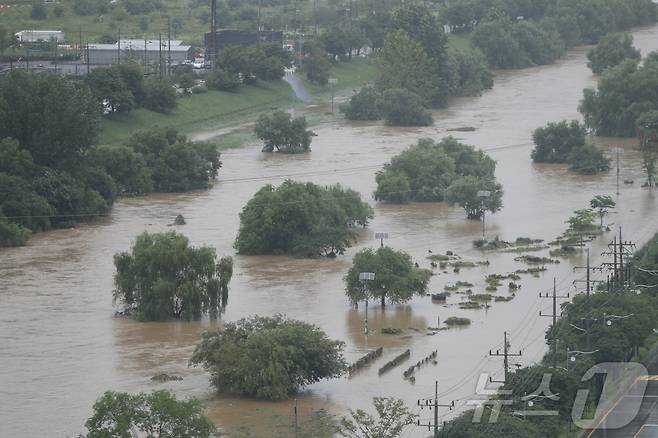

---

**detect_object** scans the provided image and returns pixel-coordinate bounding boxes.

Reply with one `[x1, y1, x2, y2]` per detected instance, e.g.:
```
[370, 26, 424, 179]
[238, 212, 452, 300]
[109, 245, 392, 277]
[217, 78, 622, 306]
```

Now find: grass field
[301, 57, 377, 102]
[99, 79, 295, 145]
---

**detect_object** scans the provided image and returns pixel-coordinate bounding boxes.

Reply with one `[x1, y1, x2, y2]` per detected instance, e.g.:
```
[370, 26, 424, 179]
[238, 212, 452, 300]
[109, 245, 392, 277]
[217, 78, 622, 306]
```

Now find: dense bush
[206, 68, 240, 91]
[190, 315, 346, 400]
[444, 175, 504, 219]
[375, 137, 497, 204]
[341, 86, 382, 121]
[113, 231, 234, 321]
[234, 180, 373, 257]
[531, 120, 587, 163]
[304, 47, 331, 85]
[587, 33, 641, 74]
[254, 110, 315, 153]
[378, 88, 433, 127]
[580, 56, 658, 137]
[217, 44, 291, 83]
[142, 79, 177, 113]
[568, 143, 611, 174]
[447, 48, 494, 96]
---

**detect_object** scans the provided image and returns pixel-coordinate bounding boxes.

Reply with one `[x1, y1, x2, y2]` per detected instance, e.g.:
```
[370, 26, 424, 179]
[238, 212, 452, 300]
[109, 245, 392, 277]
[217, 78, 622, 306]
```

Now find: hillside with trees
[234, 181, 373, 257]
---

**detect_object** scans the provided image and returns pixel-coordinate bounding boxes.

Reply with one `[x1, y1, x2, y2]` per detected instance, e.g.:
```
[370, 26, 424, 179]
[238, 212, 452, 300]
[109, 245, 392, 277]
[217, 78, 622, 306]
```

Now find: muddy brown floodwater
[2, 25, 658, 438]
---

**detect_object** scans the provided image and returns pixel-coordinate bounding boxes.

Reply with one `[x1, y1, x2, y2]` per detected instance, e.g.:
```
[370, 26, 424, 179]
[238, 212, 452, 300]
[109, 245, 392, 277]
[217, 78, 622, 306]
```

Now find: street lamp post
[477, 190, 491, 238]
[358, 272, 375, 335]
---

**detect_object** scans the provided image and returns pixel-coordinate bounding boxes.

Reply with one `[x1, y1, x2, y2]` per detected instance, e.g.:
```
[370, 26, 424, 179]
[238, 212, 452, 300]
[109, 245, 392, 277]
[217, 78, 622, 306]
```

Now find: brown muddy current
[2, 25, 658, 438]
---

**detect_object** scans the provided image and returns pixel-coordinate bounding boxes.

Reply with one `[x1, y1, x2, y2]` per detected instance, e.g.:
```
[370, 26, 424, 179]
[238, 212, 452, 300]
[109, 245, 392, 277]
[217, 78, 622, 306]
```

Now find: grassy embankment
[98, 57, 376, 148]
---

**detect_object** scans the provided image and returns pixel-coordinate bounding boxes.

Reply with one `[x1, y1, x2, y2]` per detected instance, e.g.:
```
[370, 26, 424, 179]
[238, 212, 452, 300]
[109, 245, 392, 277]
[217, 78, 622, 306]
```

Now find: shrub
[206, 68, 240, 91]
[254, 110, 315, 153]
[379, 88, 433, 126]
[568, 144, 611, 174]
[531, 120, 587, 163]
[587, 33, 641, 75]
[142, 80, 177, 113]
[341, 86, 382, 121]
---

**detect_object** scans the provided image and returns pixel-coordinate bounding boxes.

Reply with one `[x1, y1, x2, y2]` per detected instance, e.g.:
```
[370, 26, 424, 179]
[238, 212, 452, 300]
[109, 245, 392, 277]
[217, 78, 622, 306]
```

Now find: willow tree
[113, 231, 233, 321]
[344, 247, 431, 308]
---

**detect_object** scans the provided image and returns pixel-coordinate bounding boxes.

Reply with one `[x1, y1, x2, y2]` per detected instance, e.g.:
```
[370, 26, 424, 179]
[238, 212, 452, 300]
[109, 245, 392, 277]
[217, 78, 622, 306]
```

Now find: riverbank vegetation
[234, 181, 373, 257]
[0, 71, 222, 248]
[531, 120, 610, 173]
[113, 231, 234, 321]
[83, 390, 215, 438]
[580, 53, 658, 137]
[190, 315, 346, 401]
[344, 247, 431, 308]
[374, 138, 503, 218]
[587, 33, 641, 74]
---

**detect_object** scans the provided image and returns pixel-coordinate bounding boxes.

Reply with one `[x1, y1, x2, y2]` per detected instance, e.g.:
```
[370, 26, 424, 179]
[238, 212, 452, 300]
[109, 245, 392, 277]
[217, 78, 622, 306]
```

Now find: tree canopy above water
[234, 180, 373, 257]
[190, 315, 346, 400]
[113, 231, 233, 321]
[374, 137, 498, 206]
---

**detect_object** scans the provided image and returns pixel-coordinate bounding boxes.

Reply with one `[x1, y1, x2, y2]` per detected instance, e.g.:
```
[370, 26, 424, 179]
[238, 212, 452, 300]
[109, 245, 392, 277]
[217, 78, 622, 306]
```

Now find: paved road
[585, 377, 658, 437]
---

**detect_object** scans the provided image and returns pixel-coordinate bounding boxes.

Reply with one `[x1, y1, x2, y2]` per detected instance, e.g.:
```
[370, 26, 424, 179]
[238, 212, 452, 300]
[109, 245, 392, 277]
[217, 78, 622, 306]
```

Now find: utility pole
[358, 272, 375, 335]
[168, 17, 172, 75]
[540, 278, 570, 368]
[294, 398, 298, 438]
[601, 228, 635, 292]
[417, 381, 454, 438]
[86, 40, 90, 74]
[209, 0, 217, 68]
[159, 32, 163, 79]
[573, 249, 604, 297]
[117, 28, 121, 65]
[489, 331, 522, 384]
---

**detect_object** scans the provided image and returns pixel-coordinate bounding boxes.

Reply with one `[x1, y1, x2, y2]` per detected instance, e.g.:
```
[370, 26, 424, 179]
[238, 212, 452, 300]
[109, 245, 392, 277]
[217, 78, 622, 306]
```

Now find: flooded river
[2, 25, 658, 438]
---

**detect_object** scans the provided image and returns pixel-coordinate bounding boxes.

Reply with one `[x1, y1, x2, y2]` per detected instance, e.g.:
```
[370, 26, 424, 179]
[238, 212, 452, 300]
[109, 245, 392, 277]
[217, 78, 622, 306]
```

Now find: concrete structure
[85, 39, 192, 66]
[15, 30, 65, 43]
[204, 29, 283, 53]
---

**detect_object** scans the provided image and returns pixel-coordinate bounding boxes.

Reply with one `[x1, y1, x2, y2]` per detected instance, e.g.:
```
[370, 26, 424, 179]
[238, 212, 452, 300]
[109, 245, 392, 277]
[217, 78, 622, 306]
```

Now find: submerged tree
[590, 195, 616, 228]
[340, 397, 418, 438]
[83, 390, 215, 438]
[344, 247, 431, 308]
[235, 180, 373, 257]
[113, 231, 233, 321]
[587, 33, 641, 75]
[444, 175, 504, 219]
[190, 315, 346, 400]
[254, 110, 315, 153]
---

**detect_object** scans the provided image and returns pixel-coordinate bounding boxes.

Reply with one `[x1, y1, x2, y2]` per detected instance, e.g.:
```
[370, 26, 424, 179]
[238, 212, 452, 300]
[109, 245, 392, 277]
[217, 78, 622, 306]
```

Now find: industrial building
[15, 30, 65, 43]
[204, 29, 283, 53]
[85, 39, 192, 66]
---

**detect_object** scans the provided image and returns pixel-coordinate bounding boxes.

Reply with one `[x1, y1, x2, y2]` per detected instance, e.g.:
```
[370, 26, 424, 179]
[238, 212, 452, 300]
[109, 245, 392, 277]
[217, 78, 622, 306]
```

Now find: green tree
[378, 88, 433, 127]
[30, 3, 47, 20]
[587, 33, 641, 74]
[531, 120, 587, 163]
[86, 66, 136, 114]
[234, 180, 373, 257]
[0, 209, 31, 247]
[439, 410, 545, 437]
[566, 209, 597, 240]
[344, 247, 430, 308]
[376, 30, 441, 109]
[590, 195, 616, 228]
[304, 47, 331, 85]
[447, 48, 494, 97]
[631, 232, 658, 296]
[341, 86, 382, 121]
[190, 315, 346, 400]
[83, 390, 215, 438]
[340, 397, 418, 438]
[0, 71, 100, 168]
[254, 111, 315, 153]
[126, 128, 221, 192]
[91, 145, 153, 195]
[580, 58, 658, 137]
[445, 175, 504, 219]
[113, 231, 233, 320]
[206, 68, 241, 91]
[568, 143, 611, 174]
[636, 110, 658, 187]
[375, 138, 497, 203]
[142, 79, 177, 113]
